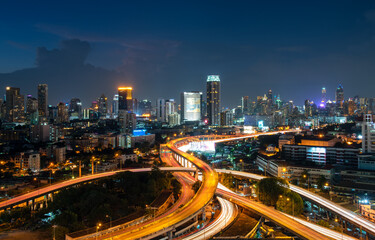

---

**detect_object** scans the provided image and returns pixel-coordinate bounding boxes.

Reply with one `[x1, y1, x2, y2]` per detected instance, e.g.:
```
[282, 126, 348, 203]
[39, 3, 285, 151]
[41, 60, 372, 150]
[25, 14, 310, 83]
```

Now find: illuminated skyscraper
[38, 84, 48, 117]
[118, 87, 133, 111]
[206, 75, 221, 125]
[5, 87, 24, 122]
[242, 96, 250, 115]
[336, 84, 344, 109]
[69, 98, 82, 120]
[181, 91, 202, 122]
[26, 95, 38, 124]
[98, 94, 108, 117]
[320, 87, 327, 107]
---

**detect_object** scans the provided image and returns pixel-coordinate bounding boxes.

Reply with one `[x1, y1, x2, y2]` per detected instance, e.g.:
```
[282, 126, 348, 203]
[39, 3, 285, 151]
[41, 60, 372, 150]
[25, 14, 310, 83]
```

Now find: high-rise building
[321, 87, 327, 107]
[38, 84, 48, 117]
[336, 84, 344, 110]
[118, 87, 133, 111]
[220, 110, 234, 126]
[156, 98, 166, 122]
[181, 91, 202, 122]
[5, 87, 25, 122]
[118, 111, 136, 133]
[98, 94, 108, 118]
[112, 94, 119, 117]
[206, 75, 221, 125]
[242, 96, 250, 115]
[362, 114, 375, 153]
[57, 102, 69, 123]
[168, 112, 180, 126]
[26, 95, 38, 124]
[138, 99, 152, 115]
[69, 98, 82, 120]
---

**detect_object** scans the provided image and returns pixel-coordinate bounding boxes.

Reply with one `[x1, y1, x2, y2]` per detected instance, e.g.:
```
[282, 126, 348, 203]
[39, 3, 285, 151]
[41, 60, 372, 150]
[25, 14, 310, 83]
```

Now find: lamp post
[96, 223, 102, 240]
[303, 174, 310, 191]
[106, 214, 112, 228]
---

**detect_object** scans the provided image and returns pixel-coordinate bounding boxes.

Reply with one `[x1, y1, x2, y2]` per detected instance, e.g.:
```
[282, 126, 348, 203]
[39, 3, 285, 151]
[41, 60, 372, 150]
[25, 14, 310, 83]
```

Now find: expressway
[216, 169, 375, 237]
[216, 188, 332, 240]
[0, 167, 196, 211]
[105, 137, 219, 240]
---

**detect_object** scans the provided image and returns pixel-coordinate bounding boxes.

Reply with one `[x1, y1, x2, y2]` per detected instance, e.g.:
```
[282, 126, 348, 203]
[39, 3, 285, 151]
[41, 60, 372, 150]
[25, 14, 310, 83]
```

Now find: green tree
[276, 192, 304, 216]
[257, 177, 289, 206]
[316, 175, 327, 191]
[222, 173, 235, 190]
[317, 220, 330, 228]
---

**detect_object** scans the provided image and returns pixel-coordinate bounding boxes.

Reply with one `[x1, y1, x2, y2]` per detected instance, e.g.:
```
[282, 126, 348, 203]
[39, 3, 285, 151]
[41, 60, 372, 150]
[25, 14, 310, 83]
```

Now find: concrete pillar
[168, 231, 173, 240]
[195, 170, 199, 181]
[202, 208, 206, 221]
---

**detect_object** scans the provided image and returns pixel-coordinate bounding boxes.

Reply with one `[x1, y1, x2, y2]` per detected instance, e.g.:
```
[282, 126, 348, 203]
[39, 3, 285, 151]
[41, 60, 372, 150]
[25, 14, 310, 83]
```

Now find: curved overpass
[0, 167, 196, 211]
[216, 169, 375, 237]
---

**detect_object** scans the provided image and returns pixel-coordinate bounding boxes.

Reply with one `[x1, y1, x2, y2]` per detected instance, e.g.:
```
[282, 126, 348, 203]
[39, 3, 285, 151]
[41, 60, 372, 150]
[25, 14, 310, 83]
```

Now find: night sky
[1, 1, 375, 108]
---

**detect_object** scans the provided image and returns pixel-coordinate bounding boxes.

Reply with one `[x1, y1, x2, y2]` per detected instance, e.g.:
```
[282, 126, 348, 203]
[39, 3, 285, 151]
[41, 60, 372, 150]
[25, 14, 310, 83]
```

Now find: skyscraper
[181, 91, 202, 122]
[118, 87, 133, 111]
[98, 94, 108, 117]
[206, 75, 221, 125]
[69, 98, 82, 120]
[38, 84, 48, 117]
[241, 96, 250, 115]
[336, 84, 344, 110]
[321, 87, 326, 105]
[112, 94, 119, 117]
[5, 87, 25, 122]
[156, 98, 166, 122]
[26, 95, 38, 124]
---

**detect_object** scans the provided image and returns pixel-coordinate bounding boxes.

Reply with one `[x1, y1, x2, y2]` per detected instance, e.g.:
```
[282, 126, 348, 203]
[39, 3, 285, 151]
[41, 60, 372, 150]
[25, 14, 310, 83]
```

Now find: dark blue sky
[1, 1, 375, 107]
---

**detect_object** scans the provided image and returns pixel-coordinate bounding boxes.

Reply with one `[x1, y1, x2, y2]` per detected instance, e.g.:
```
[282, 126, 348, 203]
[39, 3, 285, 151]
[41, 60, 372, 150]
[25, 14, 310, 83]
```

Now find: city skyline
[1, 1, 375, 107]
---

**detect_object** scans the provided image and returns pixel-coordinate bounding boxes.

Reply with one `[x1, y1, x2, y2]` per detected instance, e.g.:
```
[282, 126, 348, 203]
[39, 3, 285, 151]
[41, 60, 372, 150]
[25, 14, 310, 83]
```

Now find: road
[105, 137, 219, 240]
[216, 169, 375, 237]
[216, 188, 332, 240]
[0, 167, 195, 211]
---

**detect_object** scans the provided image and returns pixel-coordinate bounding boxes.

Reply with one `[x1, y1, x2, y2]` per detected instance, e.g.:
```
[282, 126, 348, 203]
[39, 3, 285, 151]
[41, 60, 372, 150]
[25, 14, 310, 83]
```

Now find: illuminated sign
[133, 129, 146, 136]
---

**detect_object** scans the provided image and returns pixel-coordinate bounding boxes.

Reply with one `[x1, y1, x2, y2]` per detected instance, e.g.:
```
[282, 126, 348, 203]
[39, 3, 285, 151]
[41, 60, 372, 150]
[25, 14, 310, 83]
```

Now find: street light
[106, 214, 112, 228]
[303, 174, 310, 191]
[96, 223, 102, 240]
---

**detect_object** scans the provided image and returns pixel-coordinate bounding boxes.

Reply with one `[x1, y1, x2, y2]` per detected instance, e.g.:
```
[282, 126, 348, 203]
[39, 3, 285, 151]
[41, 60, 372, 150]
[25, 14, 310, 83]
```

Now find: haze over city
[1, 1, 375, 107]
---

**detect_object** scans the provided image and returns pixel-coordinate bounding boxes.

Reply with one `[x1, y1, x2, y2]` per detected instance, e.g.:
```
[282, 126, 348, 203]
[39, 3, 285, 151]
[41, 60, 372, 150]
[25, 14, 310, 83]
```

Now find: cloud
[0, 39, 121, 106]
[36, 39, 90, 68]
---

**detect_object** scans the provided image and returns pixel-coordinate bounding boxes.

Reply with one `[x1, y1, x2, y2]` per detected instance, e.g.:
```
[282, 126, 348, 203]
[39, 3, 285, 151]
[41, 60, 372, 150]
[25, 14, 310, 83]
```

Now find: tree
[317, 175, 327, 191]
[276, 192, 304, 216]
[222, 173, 235, 190]
[257, 177, 289, 206]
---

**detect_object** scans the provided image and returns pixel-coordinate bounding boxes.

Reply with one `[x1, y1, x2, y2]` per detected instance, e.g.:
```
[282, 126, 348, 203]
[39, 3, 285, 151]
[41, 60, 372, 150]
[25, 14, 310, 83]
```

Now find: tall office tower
[362, 114, 375, 153]
[48, 105, 58, 122]
[181, 91, 202, 122]
[335, 84, 344, 110]
[118, 87, 133, 111]
[98, 94, 108, 118]
[112, 94, 119, 117]
[5, 87, 25, 123]
[304, 99, 313, 117]
[206, 75, 221, 125]
[69, 98, 82, 120]
[118, 111, 136, 133]
[57, 102, 69, 123]
[267, 89, 273, 103]
[156, 98, 166, 122]
[138, 99, 152, 115]
[0, 99, 4, 120]
[165, 99, 176, 117]
[38, 84, 48, 117]
[26, 95, 38, 124]
[220, 110, 234, 126]
[321, 87, 327, 106]
[241, 96, 250, 115]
